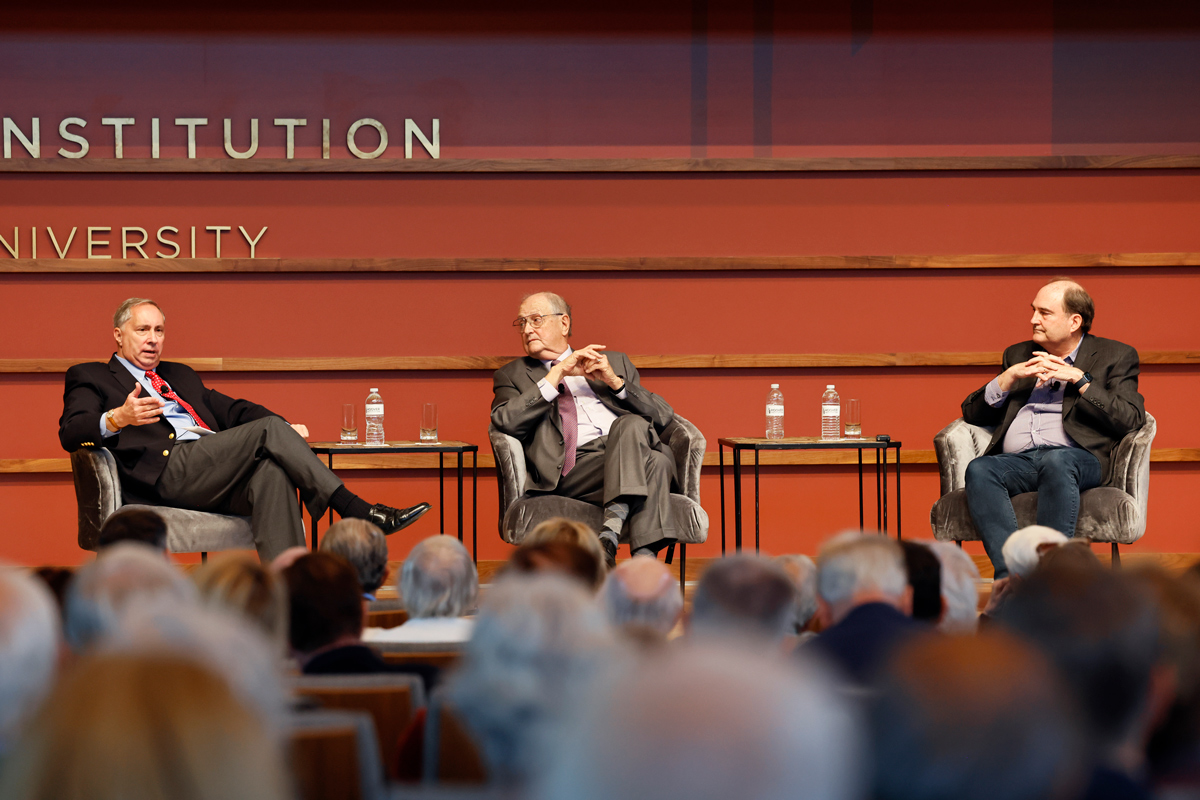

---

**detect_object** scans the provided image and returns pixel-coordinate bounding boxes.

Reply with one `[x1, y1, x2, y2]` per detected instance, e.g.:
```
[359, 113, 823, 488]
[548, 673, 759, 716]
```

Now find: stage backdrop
[1, 0, 1198, 568]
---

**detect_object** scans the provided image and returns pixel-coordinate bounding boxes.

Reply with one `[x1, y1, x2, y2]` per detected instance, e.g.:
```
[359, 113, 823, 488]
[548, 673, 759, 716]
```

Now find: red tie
[551, 361, 577, 476]
[145, 369, 211, 431]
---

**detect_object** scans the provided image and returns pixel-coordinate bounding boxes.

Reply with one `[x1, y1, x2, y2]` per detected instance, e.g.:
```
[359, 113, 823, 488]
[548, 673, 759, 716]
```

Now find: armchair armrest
[70, 447, 123, 550]
[933, 418, 993, 496]
[488, 424, 527, 525]
[660, 414, 705, 504]
[1107, 412, 1156, 498]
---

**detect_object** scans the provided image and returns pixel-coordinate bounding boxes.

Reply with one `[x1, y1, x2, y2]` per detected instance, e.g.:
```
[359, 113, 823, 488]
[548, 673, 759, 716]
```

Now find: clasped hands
[106, 384, 310, 438]
[997, 351, 1086, 393]
[546, 344, 623, 391]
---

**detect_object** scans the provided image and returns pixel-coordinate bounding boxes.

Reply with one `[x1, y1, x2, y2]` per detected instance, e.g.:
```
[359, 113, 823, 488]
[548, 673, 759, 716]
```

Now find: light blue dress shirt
[99, 355, 202, 442]
[984, 338, 1084, 453]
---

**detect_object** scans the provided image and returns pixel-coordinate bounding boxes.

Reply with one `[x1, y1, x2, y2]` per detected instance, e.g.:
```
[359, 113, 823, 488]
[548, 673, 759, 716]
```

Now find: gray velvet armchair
[71, 447, 254, 556]
[489, 414, 710, 590]
[930, 413, 1156, 565]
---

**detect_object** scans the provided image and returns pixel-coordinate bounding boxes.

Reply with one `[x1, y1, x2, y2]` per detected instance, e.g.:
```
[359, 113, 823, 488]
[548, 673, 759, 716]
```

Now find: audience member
[268, 545, 308, 573]
[809, 532, 925, 685]
[926, 541, 981, 634]
[538, 641, 863, 800]
[523, 516, 607, 586]
[192, 553, 290, 655]
[1002, 524, 1069, 580]
[997, 553, 1167, 799]
[97, 507, 168, 551]
[871, 632, 1084, 800]
[319, 517, 389, 599]
[900, 541, 942, 624]
[689, 554, 797, 645]
[283, 553, 437, 687]
[0, 653, 289, 800]
[507, 539, 604, 592]
[775, 553, 820, 636]
[447, 573, 615, 785]
[0, 567, 61, 755]
[366, 534, 478, 644]
[63, 541, 197, 651]
[31, 567, 72, 621]
[598, 555, 682, 642]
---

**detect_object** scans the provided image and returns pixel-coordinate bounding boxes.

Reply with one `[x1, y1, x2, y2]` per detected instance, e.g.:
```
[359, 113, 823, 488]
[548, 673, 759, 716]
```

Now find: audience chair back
[291, 674, 426, 782]
[71, 447, 254, 555]
[930, 413, 1156, 566]
[377, 639, 466, 671]
[422, 690, 488, 786]
[287, 708, 387, 800]
[489, 413, 710, 590]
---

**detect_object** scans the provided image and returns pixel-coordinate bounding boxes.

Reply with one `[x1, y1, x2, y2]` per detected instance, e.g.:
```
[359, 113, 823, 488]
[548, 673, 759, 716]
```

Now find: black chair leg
[201, 552, 208, 564]
[663, 543, 675, 565]
[1112, 542, 1121, 569]
[679, 543, 687, 594]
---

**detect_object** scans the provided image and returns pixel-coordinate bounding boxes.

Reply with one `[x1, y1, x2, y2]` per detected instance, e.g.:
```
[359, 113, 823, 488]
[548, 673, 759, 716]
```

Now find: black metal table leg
[456, 452, 464, 543]
[882, 443, 889, 535]
[472, 449, 478, 564]
[719, 445, 726, 555]
[876, 447, 883, 530]
[438, 455, 445, 533]
[754, 447, 761, 554]
[857, 448, 864, 530]
[733, 447, 743, 553]
[895, 444, 903, 540]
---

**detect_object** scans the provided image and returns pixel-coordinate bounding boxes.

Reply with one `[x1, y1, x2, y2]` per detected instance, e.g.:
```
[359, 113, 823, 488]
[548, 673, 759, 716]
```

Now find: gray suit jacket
[961, 334, 1145, 485]
[490, 351, 675, 493]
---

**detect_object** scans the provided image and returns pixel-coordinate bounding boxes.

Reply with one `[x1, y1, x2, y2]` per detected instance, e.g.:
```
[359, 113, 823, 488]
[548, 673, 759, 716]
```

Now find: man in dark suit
[962, 278, 1145, 578]
[491, 292, 677, 566]
[59, 298, 430, 561]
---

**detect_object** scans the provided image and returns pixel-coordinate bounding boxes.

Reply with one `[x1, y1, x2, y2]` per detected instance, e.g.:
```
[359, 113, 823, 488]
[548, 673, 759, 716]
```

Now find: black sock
[330, 486, 373, 520]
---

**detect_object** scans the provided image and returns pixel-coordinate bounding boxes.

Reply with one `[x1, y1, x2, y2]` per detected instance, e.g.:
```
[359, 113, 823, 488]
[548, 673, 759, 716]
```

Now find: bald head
[1031, 278, 1093, 352]
[516, 292, 573, 359]
[600, 556, 682, 637]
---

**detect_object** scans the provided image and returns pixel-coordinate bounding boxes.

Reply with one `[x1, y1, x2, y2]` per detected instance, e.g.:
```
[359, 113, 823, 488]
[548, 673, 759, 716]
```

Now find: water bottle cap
[826, 385, 835, 389]
[370, 388, 378, 392]
[770, 384, 779, 388]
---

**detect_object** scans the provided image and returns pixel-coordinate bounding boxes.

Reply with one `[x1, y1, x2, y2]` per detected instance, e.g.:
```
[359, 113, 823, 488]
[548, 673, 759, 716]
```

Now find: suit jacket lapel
[108, 354, 140, 396]
[524, 357, 562, 434]
[1063, 334, 1095, 419]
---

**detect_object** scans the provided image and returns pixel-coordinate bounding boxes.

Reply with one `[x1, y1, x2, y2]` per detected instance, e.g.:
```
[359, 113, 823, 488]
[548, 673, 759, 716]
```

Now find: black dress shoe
[367, 502, 431, 535]
[599, 536, 618, 569]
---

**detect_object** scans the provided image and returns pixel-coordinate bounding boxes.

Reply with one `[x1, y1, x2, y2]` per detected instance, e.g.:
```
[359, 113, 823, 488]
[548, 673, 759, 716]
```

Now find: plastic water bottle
[365, 388, 385, 446]
[821, 385, 841, 441]
[766, 384, 785, 439]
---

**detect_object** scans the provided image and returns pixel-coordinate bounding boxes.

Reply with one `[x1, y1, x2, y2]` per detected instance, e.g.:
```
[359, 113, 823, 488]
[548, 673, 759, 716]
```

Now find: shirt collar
[1064, 336, 1084, 365]
[115, 354, 148, 381]
[540, 346, 573, 371]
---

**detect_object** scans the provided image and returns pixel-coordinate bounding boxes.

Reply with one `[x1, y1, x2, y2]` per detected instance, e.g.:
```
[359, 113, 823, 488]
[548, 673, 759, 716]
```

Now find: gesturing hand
[114, 384, 165, 428]
[575, 345, 622, 390]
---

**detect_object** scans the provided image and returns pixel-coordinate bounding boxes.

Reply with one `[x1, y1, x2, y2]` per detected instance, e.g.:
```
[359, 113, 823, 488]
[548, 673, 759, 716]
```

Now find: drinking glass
[844, 399, 862, 439]
[420, 403, 439, 443]
[340, 404, 357, 442]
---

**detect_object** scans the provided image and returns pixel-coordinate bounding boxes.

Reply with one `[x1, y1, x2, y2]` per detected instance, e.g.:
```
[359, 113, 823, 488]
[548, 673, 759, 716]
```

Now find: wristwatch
[1073, 372, 1092, 390]
[105, 409, 120, 430]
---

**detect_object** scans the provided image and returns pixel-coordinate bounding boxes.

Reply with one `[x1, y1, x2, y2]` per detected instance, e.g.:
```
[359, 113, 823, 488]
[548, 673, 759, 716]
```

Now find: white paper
[184, 426, 216, 436]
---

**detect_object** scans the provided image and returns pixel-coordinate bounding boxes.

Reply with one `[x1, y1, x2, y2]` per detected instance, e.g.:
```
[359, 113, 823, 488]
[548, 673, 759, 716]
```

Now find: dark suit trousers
[537, 414, 677, 550]
[156, 417, 342, 561]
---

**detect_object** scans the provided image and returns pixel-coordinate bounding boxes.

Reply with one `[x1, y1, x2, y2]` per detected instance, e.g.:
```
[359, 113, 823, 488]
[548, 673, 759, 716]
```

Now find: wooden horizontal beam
[5, 351, 1198, 375]
[5, 448, 1198, 475]
[3, 154, 1200, 174]
[6, 253, 1200, 274]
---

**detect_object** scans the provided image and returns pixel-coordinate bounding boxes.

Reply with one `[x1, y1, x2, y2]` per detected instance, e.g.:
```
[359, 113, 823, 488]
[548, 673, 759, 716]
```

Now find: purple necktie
[552, 361, 578, 476]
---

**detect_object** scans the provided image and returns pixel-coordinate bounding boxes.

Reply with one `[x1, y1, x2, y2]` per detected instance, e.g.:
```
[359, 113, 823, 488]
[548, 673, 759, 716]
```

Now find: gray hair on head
[925, 541, 981, 635]
[0, 566, 61, 747]
[600, 556, 683, 636]
[522, 291, 573, 335]
[319, 518, 389, 594]
[400, 535, 479, 619]
[775, 553, 819, 632]
[113, 297, 165, 329]
[1002, 525, 1069, 580]
[64, 541, 197, 651]
[690, 555, 798, 642]
[817, 531, 908, 607]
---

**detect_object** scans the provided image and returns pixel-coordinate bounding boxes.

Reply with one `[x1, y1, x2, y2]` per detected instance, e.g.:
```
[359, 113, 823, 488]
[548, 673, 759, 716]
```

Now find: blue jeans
[964, 446, 1102, 579]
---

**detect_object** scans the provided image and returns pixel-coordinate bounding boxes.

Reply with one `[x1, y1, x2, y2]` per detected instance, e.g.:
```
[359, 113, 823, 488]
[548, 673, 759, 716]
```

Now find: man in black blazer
[491, 292, 677, 566]
[961, 279, 1145, 578]
[59, 298, 430, 561]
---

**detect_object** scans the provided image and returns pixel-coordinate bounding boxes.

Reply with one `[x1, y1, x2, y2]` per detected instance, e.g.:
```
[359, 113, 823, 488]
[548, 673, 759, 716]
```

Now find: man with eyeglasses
[491, 292, 678, 567]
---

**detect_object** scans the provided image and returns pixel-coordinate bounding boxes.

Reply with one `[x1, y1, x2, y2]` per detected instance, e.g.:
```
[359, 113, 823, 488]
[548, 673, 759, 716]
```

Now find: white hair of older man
[108, 601, 288, 737]
[775, 553, 819, 632]
[817, 531, 908, 608]
[447, 573, 615, 784]
[925, 541, 981, 635]
[1002, 525, 1069, 579]
[599, 555, 683, 636]
[64, 542, 198, 651]
[400, 534, 479, 619]
[0, 567, 60, 748]
[537, 641, 864, 800]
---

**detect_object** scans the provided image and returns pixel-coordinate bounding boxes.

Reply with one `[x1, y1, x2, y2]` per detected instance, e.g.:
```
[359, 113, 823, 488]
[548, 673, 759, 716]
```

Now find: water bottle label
[766, 404, 784, 417]
[822, 403, 840, 417]
[365, 404, 384, 416]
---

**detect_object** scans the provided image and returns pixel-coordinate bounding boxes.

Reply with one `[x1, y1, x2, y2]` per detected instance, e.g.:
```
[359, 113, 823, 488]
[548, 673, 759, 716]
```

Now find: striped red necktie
[551, 361, 578, 476]
[144, 369, 211, 431]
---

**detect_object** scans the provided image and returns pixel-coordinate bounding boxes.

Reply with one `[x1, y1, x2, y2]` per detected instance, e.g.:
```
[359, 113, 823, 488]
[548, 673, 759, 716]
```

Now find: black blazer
[960, 334, 1145, 485]
[58, 355, 280, 504]
[490, 351, 675, 493]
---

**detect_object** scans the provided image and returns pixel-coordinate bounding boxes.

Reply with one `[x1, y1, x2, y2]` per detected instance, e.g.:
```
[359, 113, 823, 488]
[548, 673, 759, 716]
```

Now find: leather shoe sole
[367, 502, 432, 535]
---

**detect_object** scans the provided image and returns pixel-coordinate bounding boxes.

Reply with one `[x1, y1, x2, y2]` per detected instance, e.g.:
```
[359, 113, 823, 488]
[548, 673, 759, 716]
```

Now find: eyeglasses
[512, 313, 564, 329]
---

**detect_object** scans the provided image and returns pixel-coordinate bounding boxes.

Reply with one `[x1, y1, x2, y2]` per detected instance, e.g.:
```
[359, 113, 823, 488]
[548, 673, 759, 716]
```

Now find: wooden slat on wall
[6, 252, 1200, 274]
[4, 351, 1198, 374]
[3, 154, 1200, 173]
[5, 448, 1199, 475]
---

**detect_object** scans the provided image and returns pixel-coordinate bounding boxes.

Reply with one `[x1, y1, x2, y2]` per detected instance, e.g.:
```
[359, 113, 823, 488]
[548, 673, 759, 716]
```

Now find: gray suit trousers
[156, 416, 342, 561]
[534, 414, 677, 550]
